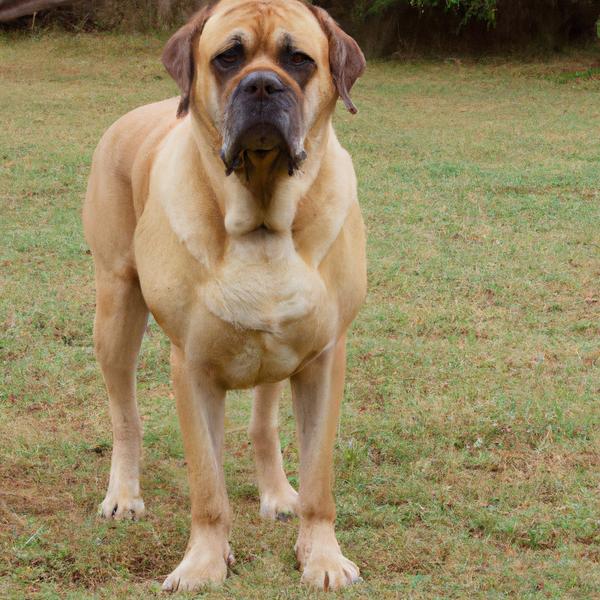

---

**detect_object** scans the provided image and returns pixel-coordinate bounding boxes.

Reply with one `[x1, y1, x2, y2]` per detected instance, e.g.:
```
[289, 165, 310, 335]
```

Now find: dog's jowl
[83, 0, 366, 592]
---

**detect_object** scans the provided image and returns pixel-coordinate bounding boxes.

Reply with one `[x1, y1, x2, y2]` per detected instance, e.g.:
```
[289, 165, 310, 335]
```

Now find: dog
[83, 0, 366, 591]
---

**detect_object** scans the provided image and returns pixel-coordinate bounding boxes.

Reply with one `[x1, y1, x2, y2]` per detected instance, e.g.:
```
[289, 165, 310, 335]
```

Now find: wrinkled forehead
[200, 0, 326, 56]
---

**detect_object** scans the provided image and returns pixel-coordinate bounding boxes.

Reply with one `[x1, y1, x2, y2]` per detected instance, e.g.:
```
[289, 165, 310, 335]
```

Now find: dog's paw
[162, 548, 233, 592]
[295, 521, 362, 590]
[300, 552, 361, 591]
[98, 493, 145, 521]
[259, 484, 298, 521]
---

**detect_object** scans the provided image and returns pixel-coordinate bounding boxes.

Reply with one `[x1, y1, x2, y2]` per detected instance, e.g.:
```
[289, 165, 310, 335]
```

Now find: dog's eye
[289, 52, 312, 66]
[215, 45, 244, 68]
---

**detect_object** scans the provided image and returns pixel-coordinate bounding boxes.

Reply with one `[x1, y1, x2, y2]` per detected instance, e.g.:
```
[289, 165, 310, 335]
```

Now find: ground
[1, 32, 599, 599]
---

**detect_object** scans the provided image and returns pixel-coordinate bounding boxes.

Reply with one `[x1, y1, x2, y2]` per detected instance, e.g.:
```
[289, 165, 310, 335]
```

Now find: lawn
[1, 32, 599, 599]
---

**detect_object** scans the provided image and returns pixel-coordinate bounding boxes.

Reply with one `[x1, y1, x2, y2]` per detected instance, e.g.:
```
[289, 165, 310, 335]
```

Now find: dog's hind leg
[249, 382, 298, 520]
[84, 128, 151, 521]
[93, 268, 148, 520]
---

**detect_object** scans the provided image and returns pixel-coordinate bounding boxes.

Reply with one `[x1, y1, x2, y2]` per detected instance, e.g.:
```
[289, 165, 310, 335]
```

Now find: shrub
[318, 0, 600, 54]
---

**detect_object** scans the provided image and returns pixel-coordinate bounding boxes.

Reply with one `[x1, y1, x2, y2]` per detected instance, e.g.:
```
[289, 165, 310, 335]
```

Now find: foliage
[2, 0, 598, 51]
[316, 0, 600, 52]
[366, 0, 498, 26]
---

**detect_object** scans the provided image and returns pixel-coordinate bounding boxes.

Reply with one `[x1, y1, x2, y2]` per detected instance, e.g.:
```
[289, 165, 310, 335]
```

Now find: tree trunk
[0, 0, 74, 22]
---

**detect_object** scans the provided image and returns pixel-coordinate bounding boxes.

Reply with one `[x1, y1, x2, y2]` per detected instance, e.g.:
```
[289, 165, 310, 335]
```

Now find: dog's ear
[308, 5, 366, 114]
[162, 6, 212, 118]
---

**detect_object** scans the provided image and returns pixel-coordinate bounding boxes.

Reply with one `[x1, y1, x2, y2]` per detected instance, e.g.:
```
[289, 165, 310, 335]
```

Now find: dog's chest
[136, 219, 337, 388]
[203, 234, 324, 332]
[196, 234, 335, 386]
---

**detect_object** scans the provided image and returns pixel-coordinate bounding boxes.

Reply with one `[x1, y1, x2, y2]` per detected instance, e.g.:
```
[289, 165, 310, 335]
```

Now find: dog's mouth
[252, 148, 275, 158]
[220, 121, 307, 177]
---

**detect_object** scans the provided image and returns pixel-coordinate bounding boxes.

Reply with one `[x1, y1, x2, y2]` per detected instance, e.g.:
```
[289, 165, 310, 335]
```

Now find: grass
[1, 32, 599, 599]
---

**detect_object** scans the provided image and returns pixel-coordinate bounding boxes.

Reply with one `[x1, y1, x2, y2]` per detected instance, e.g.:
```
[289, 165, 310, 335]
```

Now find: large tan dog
[83, 0, 366, 592]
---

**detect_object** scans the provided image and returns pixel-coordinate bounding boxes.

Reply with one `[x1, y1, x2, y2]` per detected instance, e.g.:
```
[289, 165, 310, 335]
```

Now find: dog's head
[162, 0, 365, 177]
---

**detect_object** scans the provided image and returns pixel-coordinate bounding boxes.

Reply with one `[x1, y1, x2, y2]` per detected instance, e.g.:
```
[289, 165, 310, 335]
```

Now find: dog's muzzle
[220, 70, 307, 176]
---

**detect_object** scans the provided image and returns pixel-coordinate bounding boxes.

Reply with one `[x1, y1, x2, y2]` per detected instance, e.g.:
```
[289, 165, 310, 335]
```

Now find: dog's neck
[189, 111, 333, 237]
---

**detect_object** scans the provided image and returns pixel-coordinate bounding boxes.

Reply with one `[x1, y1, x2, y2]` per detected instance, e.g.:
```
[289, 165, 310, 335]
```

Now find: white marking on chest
[202, 233, 325, 334]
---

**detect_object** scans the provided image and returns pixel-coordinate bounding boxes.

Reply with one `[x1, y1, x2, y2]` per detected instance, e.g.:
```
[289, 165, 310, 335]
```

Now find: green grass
[1, 32, 599, 599]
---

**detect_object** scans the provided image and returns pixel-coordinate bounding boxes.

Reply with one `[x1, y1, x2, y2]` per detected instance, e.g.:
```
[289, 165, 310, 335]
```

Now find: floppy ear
[162, 6, 212, 118]
[308, 5, 366, 114]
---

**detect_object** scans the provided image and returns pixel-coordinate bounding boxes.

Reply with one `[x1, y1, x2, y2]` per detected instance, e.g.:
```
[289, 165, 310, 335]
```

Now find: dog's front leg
[291, 335, 361, 591]
[162, 345, 232, 593]
[250, 382, 298, 520]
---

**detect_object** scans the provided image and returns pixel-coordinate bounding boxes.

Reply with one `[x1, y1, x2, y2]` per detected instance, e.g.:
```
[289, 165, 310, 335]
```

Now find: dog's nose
[240, 71, 284, 98]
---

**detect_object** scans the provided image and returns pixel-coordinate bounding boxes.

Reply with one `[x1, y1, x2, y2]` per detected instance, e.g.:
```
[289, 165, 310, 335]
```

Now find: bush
[1, 0, 599, 54]
[318, 0, 600, 54]
[366, 0, 498, 26]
